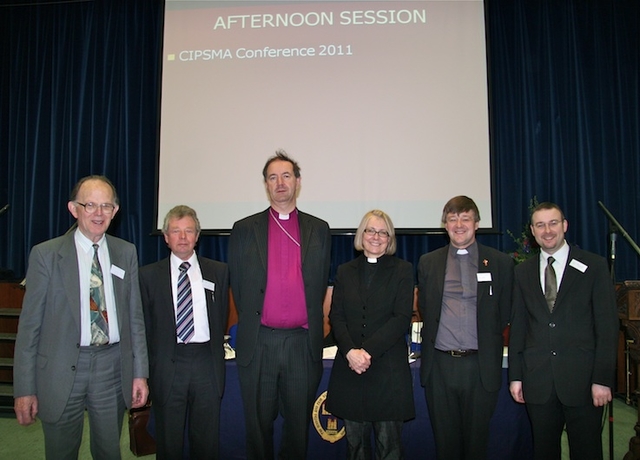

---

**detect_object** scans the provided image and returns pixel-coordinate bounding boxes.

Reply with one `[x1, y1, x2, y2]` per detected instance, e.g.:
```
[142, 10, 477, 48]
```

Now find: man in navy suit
[418, 195, 513, 460]
[14, 175, 149, 459]
[509, 202, 618, 460]
[228, 150, 331, 460]
[139, 205, 228, 459]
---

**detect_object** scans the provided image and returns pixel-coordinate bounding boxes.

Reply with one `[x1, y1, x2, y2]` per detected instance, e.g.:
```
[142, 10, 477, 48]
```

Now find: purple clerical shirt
[261, 208, 308, 329]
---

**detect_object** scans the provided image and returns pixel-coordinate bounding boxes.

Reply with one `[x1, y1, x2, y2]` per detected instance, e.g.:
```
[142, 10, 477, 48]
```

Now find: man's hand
[592, 383, 612, 407]
[509, 381, 525, 404]
[14, 395, 38, 426]
[131, 378, 149, 409]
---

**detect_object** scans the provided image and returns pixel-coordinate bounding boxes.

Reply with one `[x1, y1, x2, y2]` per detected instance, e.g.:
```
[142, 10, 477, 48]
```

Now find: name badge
[110, 265, 125, 279]
[569, 259, 588, 273]
[477, 272, 492, 282]
[203, 280, 216, 292]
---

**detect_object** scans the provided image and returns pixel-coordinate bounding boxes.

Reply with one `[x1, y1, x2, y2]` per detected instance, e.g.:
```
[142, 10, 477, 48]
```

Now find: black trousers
[154, 342, 221, 460]
[424, 351, 499, 460]
[526, 384, 604, 460]
[237, 326, 323, 460]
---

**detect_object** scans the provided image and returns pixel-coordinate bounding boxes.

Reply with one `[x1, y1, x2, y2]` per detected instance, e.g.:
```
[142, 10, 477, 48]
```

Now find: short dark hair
[262, 149, 301, 181]
[441, 195, 480, 223]
[162, 205, 201, 235]
[69, 175, 119, 206]
[530, 202, 565, 224]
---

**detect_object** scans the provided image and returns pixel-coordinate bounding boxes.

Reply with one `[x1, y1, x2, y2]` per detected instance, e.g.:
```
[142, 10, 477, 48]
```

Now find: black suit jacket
[508, 246, 618, 406]
[139, 256, 229, 405]
[228, 208, 331, 366]
[418, 243, 514, 392]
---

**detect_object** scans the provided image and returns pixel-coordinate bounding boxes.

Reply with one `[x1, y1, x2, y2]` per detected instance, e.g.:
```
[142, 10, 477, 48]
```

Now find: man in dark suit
[418, 195, 513, 460]
[139, 205, 229, 459]
[508, 202, 618, 460]
[14, 175, 149, 459]
[228, 150, 331, 460]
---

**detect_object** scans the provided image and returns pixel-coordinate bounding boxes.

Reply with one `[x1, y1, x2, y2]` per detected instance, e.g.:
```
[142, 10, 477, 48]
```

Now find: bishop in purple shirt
[229, 150, 331, 460]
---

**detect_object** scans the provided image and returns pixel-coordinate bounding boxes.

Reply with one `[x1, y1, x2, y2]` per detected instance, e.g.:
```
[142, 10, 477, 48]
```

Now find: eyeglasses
[532, 219, 563, 230]
[364, 228, 390, 239]
[76, 202, 116, 215]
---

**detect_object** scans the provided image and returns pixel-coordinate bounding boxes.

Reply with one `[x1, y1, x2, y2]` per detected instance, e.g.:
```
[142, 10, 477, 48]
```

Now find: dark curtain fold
[1, 0, 638, 283]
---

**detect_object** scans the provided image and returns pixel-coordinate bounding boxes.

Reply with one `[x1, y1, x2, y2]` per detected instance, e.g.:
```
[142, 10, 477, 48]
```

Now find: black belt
[437, 349, 478, 358]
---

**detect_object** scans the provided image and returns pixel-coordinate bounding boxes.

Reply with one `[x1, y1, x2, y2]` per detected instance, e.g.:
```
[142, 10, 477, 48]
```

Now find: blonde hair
[354, 209, 396, 255]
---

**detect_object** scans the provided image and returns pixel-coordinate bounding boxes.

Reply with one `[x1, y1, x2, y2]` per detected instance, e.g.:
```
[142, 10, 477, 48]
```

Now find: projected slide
[158, 0, 493, 231]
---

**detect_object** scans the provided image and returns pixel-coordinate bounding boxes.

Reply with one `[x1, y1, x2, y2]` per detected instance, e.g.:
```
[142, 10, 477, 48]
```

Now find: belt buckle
[450, 350, 466, 357]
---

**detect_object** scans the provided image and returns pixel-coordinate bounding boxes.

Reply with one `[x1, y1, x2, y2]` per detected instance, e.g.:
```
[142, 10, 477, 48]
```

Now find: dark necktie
[544, 256, 557, 312]
[90, 243, 109, 345]
[176, 262, 194, 343]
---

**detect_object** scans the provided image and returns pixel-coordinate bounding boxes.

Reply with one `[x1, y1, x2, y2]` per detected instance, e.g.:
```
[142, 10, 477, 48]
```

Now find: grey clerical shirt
[434, 242, 479, 351]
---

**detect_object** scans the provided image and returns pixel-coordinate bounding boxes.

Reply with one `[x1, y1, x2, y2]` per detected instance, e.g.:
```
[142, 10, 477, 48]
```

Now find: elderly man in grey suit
[228, 150, 331, 460]
[14, 175, 149, 459]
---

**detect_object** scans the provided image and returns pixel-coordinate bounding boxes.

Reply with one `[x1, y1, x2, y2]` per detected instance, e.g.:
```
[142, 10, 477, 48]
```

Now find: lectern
[618, 281, 640, 460]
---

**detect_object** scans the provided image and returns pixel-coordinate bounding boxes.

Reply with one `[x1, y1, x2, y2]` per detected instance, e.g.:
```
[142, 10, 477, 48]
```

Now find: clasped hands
[346, 348, 371, 374]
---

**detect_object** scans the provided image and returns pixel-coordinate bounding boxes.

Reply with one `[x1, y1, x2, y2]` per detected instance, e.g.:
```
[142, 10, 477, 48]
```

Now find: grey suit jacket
[418, 243, 514, 392]
[228, 208, 331, 366]
[139, 256, 229, 406]
[508, 246, 618, 406]
[13, 232, 148, 422]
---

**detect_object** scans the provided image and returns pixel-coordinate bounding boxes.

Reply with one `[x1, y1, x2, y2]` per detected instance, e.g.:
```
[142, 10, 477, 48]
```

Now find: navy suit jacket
[508, 246, 618, 406]
[418, 243, 514, 392]
[228, 208, 331, 366]
[139, 256, 229, 406]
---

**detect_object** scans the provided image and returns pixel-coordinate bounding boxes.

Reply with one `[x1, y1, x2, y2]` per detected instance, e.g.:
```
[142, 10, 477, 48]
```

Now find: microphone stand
[598, 201, 640, 258]
[597, 201, 640, 460]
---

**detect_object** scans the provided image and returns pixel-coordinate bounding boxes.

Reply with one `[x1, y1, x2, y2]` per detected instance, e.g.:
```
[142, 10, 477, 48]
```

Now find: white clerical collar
[367, 257, 378, 263]
[457, 248, 469, 255]
[270, 207, 297, 220]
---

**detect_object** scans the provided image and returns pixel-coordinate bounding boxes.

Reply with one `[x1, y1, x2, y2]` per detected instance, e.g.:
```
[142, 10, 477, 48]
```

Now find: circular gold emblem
[312, 390, 346, 443]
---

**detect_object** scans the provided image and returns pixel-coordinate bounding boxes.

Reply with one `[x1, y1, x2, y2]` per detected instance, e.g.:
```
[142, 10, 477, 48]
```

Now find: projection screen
[157, 0, 494, 232]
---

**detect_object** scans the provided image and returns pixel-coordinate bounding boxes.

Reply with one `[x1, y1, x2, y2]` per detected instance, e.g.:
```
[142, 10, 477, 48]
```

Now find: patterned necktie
[90, 243, 109, 345]
[176, 262, 194, 343]
[544, 256, 557, 312]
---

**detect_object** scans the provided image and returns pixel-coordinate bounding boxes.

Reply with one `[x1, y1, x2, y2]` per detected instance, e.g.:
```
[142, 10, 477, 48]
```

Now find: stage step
[0, 308, 21, 317]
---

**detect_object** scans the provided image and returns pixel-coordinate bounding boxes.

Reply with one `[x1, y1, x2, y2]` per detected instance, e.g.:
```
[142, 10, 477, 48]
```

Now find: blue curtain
[1, 0, 638, 282]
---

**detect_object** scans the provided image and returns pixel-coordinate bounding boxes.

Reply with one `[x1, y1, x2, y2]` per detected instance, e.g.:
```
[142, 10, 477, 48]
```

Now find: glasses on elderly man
[75, 202, 116, 215]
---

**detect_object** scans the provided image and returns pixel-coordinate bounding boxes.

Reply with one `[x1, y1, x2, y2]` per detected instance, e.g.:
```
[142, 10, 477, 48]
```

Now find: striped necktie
[176, 262, 194, 343]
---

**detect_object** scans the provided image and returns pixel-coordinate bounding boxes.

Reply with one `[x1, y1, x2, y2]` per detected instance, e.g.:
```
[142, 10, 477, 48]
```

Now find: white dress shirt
[170, 252, 211, 343]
